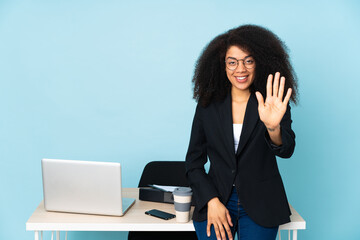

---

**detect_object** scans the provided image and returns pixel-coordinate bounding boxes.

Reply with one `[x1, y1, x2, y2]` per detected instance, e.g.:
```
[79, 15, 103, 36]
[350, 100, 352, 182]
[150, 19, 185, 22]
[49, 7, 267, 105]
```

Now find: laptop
[41, 158, 135, 216]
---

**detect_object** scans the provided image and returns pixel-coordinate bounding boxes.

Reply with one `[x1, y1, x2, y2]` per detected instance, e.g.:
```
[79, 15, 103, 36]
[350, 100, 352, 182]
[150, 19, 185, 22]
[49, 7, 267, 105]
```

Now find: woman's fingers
[218, 221, 227, 240]
[273, 72, 280, 97]
[207, 219, 233, 240]
[266, 74, 273, 98]
[206, 221, 211, 237]
[217, 220, 232, 240]
[206, 199, 233, 240]
[207, 220, 223, 240]
[213, 222, 221, 240]
[225, 225, 233, 240]
[267, 72, 290, 103]
[226, 209, 233, 227]
[255, 91, 265, 107]
[278, 76, 285, 100]
[226, 210, 233, 239]
[283, 88, 292, 105]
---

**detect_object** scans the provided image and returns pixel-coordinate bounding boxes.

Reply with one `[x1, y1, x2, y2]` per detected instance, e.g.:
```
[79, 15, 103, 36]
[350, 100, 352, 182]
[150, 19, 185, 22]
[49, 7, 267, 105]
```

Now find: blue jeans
[193, 187, 278, 240]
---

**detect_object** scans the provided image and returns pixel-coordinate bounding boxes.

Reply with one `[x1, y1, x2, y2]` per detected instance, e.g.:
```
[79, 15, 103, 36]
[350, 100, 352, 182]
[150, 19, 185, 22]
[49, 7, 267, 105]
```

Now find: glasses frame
[225, 56, 255, 70]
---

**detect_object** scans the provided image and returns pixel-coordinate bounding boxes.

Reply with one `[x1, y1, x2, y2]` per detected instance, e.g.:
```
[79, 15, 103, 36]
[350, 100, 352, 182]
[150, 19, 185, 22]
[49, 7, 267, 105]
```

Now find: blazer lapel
[215, 93, 236, 157]
[236, 93, 259, 156]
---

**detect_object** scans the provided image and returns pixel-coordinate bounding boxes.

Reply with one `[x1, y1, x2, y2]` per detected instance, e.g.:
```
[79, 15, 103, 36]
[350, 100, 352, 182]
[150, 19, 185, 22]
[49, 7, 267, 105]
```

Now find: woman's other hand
[207, 197, 233, 240]
[255, 72, 292, 130]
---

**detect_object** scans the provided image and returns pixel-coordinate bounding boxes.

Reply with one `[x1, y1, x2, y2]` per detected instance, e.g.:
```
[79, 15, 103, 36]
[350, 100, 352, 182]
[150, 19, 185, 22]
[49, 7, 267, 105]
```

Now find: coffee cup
[173, 187, 192, 223]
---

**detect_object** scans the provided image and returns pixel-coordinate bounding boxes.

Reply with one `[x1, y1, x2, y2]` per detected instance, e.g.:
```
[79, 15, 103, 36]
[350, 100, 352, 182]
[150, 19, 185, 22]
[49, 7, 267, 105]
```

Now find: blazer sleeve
[185, 104, 219, 211]
[264, 104, 296, 158]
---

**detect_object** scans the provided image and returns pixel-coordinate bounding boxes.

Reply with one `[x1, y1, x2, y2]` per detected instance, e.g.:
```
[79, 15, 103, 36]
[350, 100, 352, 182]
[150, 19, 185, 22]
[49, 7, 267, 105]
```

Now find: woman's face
[225, 46, 256, 93]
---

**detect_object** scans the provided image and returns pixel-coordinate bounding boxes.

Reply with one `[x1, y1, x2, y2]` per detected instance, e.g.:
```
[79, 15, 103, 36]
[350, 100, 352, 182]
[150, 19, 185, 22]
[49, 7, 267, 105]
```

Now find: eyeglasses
[225, 56, 255, 70]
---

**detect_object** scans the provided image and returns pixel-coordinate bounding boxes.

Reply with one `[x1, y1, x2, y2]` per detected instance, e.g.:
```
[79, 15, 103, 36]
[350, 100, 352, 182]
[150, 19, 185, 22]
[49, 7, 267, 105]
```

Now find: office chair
[127, 161, 198, 240]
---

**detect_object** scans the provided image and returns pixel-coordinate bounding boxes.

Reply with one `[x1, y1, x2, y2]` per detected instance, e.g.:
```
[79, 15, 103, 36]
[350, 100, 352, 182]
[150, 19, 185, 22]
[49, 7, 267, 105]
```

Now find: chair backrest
[129, 161, 198, 240]
[138, 161, 189, 187]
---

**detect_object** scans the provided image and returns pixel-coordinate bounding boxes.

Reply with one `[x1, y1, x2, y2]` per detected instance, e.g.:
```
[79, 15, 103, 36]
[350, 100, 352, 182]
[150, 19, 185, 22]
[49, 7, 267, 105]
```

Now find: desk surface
[26, 188, 305, 232]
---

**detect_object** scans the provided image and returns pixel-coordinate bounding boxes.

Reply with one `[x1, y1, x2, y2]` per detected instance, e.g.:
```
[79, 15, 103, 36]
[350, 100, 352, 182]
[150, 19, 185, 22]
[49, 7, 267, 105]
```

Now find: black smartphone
[145, 209, 176, 220]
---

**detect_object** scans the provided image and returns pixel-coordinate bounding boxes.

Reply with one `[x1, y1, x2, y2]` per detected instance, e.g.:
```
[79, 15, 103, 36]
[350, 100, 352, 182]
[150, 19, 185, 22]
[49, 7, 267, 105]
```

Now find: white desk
[26, 188, 305, 240]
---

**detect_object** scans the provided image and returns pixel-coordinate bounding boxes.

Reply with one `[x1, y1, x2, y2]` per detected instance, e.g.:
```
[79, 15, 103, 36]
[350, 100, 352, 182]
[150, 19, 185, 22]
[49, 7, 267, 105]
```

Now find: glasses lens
[244, 57, 255, 69]
[226, 59, 237, 70]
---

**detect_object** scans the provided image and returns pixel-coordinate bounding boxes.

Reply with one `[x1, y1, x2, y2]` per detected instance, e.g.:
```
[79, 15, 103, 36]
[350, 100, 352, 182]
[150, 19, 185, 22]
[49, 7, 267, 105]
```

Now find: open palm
[255, 72, 292, 129]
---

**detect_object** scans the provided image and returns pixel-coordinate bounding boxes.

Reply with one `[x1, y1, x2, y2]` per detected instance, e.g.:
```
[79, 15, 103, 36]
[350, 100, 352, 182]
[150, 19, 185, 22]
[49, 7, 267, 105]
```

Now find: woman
[185, 24, 298, 240]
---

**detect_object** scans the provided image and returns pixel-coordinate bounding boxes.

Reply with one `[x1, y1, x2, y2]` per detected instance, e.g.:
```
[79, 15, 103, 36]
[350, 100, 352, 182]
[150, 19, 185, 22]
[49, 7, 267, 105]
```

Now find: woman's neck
[231, 87, 251, 103]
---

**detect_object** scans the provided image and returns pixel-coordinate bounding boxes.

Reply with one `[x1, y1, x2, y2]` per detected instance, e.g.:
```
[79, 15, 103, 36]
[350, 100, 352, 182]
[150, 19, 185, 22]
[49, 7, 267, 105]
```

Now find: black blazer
[185, 92, 295, 227]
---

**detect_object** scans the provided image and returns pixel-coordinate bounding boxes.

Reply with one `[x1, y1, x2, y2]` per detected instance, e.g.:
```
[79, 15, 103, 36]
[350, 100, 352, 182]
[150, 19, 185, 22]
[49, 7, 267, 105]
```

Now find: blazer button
[231, 170, 236, 174]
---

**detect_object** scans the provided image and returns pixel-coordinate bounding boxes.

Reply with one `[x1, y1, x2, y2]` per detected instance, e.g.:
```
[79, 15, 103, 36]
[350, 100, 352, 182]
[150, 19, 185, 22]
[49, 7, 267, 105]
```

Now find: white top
[233, 124, 243, 153]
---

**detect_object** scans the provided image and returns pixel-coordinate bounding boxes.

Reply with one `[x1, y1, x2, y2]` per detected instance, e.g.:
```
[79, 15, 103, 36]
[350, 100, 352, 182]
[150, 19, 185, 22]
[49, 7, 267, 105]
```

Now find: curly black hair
[192, 24, 298, 107]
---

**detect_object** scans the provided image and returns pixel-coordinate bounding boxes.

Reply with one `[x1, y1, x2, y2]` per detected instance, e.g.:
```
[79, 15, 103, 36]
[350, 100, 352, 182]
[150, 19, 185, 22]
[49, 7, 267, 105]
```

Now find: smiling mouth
[236, 76, 248, 83]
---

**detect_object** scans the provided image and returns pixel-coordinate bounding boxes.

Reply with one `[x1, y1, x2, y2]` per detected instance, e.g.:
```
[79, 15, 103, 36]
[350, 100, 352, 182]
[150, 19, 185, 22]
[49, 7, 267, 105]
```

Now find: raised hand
[255, 72, 292, 130]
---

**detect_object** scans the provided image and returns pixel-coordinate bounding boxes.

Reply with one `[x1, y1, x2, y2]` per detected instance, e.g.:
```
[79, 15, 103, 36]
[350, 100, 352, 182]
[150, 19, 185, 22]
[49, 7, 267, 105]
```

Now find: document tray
[139, 187, 195, 205]
[139, 187, 174, 204]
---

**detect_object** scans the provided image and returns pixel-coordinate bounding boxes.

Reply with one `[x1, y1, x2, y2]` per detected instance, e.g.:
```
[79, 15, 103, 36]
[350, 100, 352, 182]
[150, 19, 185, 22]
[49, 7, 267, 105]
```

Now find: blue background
[1, 1, 359, 239]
